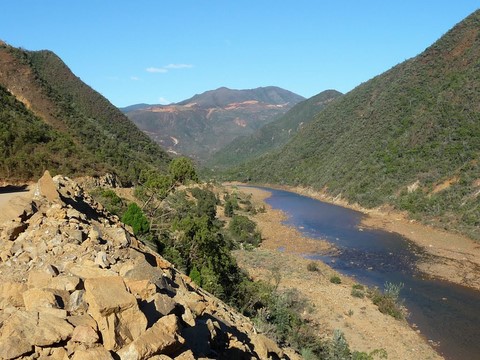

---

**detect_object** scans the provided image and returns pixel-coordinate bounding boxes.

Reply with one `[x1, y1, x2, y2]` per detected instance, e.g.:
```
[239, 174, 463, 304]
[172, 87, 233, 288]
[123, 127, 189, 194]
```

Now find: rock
[46, 264, 60, 276]
[66, 263, 117, 279]
[34, 170, 61, 203]
[116, 314, 185, 360]
[250, 333, 284, 360]
[71, 324, 100, 344]
[95, 251, 109, 268]
[84, 276, 147, 350]
[0, 281, 27, 309]
[0, 335, 33, 359]
[49, 275, 81, 292]
[71, 347, 115, 360]
[103, 226, 131, 248]
[23, 288, 59, 311]
[68, 290, 87, 313]
[174, 350, 196, 359]
[2, 220, 28, 241]
[27, 270, 53, 288]
[68, 314, 98, 329]
[150, 293, 177, 316]
[1, 310, 74, 347]
[125, 279, 157, 300]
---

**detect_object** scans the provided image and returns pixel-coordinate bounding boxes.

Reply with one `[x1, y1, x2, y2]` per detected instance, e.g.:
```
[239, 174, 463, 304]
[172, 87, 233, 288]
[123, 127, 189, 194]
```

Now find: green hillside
[206, 90, 342, 169]
[226, 10, 480, 239]
[0, 44, 170, 183]
[0, 85, 108, 181]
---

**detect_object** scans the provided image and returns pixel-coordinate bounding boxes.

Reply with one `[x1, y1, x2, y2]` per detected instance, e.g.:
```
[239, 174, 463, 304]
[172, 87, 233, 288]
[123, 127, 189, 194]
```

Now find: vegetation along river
[257, 187, 480, 360]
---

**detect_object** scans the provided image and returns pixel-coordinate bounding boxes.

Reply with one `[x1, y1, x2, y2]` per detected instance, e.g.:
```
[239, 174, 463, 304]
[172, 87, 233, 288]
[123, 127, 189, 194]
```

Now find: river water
[257, 187, 480, 360]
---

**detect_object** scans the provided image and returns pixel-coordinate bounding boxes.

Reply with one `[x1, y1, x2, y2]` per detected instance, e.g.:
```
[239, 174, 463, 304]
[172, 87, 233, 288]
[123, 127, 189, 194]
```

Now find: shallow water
[257, 187, 480, 360]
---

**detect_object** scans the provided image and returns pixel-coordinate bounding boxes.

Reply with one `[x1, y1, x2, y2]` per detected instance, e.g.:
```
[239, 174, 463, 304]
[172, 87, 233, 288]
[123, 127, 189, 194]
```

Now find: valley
[0, 5, 479, 360]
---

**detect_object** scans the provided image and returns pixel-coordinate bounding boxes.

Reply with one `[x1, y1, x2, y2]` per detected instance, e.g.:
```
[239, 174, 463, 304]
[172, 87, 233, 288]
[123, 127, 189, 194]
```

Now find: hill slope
[0, 43, 170, 184]
[0, 172, 297, 359]
[206, 89, 342, 169]
[228, 10, 480, 239]
[122, 87, 305, 162]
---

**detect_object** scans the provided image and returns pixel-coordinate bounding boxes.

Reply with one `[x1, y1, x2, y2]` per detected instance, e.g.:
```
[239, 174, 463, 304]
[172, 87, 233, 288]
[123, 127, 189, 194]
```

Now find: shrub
[307, 261, 319, 272]
[229, 215, 261, 247]
[368, 282, 405, 320]
[351, 283, 365, 298]
[330, 275, 342, 284]
[121, 203, 149, 235]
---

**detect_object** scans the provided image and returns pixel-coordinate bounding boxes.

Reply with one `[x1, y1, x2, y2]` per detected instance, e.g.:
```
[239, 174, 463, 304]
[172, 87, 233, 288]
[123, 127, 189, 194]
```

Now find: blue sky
[1, 1, 478, 107]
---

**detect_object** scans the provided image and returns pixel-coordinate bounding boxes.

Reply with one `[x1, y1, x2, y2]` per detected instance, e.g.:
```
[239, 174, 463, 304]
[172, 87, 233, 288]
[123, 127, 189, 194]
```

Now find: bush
[307, 261, 319, 272]
[330, 275, 342, 284]
[229, 215, 261, 247]
[351, 283, 365, 298]
[368, 282, 405, 320]
[121, 203, 150, 235]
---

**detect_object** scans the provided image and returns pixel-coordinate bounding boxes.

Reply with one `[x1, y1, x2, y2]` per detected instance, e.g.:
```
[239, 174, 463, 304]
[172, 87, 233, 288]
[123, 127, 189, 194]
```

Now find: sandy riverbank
[229, 182, 480, 292]
[230, 185, 442, 360]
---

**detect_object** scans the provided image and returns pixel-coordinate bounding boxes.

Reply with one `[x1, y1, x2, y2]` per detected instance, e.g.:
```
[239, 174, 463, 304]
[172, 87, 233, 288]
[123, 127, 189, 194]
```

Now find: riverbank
[231, 185, 442, 360]
[229, 182, 480, 292]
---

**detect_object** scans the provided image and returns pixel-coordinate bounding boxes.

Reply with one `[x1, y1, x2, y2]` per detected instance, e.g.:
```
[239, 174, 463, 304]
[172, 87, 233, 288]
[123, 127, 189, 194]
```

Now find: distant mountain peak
[123, 86, 305, 162]
[176, 86, 305, 108]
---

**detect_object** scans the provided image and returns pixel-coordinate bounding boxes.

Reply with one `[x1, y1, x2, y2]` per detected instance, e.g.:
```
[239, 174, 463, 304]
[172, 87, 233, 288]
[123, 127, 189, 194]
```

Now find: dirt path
[231, 185, 443, 360]
[0, 187, 33, 224]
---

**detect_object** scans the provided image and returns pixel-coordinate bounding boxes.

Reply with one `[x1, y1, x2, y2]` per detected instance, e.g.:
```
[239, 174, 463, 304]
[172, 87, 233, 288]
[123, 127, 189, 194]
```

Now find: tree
[121, 203, 150, 235]
[168, 157, 198, 184]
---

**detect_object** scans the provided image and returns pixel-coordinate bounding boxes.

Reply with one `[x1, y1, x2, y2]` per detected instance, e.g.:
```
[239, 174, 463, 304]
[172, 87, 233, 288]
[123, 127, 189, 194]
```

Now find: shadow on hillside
[0, 185, 29, 194]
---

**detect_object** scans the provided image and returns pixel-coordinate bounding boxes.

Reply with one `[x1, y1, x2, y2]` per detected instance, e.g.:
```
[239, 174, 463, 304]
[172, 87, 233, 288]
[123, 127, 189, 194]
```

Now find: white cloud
[146, 64, 194, 74]
[130, 76, 140, 81]
[164, 63, 194, 69]
[158, 97, 170, 105]
[146, 67, 168, 73]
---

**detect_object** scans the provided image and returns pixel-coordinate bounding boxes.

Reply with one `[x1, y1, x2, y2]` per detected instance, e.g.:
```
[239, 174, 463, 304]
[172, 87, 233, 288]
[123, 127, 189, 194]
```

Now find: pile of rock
[0, 171, 296, 360]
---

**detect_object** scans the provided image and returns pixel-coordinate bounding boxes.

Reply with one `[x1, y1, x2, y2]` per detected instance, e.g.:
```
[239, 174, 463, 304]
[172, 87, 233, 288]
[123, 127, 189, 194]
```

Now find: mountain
[226, 10, 480, 240]
[122, 86, 305, 162]
[0, 43, 170, 184]
[206, 89, 342, 169]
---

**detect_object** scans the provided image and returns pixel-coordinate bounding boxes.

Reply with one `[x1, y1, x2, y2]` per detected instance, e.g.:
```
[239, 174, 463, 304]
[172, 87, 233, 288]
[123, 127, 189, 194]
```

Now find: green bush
[229, 215, 261, 247]
[369, 282, 405, 320]
[121, 203, 150, 235]
[330, 275, 342, 284]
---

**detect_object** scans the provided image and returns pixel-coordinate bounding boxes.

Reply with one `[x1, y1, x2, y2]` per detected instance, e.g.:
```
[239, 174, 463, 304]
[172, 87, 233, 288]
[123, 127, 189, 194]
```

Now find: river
[257, 187, 480, 360]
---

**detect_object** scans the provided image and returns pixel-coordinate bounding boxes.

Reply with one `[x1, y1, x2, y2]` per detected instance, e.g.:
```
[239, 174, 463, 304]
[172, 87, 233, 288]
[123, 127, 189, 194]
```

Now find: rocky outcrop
[0, 172, 297, 359]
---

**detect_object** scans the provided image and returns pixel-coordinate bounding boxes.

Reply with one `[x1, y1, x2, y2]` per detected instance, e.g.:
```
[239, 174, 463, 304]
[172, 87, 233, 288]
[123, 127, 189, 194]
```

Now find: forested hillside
[226, 10, 480, 239]
[206, 89, 342, 169]
[0, 43, 170, 184]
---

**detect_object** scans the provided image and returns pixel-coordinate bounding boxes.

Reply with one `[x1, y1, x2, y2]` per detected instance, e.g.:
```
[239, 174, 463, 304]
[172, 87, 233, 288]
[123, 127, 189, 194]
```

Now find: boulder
[23, 288, 59, 311]
[71, 347, 115, 360]
[150, 293, 177, 316]
[250, 333, 284, 360]
[71, 324, 100, 344]
[1, 310, 74, 347]
[116, 314, 185, 360]
[125, 279, 157, 300]
[84, 276, 148, 350]
[34, 170, 61, 203]
[0, 281, 27, 309]
[2, 220, 28, 241]
[0, 335, 33, 359]
[27, 269, 53, 288]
